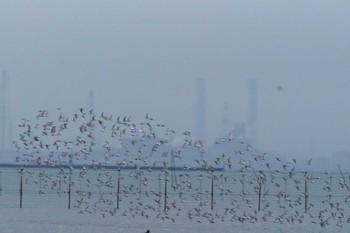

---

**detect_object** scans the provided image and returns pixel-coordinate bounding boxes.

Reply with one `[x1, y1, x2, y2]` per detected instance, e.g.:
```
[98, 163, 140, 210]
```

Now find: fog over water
[1, 1, 350, 159]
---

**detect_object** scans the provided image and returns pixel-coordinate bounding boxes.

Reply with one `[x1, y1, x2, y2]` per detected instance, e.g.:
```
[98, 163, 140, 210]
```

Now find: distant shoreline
[0, 163, 224, 171]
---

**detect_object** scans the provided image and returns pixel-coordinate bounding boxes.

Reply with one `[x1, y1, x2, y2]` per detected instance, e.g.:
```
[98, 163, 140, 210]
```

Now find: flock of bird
[11, 108, 350, 229]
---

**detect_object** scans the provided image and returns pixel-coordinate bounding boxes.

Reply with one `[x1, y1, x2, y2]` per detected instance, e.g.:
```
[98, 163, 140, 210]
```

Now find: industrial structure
[247, 79, 258, 147]
[222, 101, 230, 137]
[0, 71, 12, 151]
[195, 78, 205, 142]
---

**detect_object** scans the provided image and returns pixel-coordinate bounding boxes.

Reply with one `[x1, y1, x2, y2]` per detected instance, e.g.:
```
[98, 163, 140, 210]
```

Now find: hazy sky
[1, 1, 350, 158]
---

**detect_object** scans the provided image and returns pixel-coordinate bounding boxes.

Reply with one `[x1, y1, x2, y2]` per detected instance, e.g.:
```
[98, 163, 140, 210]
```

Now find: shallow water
[1, 167, 350, 232]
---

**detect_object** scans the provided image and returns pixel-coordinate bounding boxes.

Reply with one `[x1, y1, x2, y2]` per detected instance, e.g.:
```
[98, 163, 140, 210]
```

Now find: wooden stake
[211, 175, 214, 210]
[117, 177, 121, 210]
[20, 172, 23, 208]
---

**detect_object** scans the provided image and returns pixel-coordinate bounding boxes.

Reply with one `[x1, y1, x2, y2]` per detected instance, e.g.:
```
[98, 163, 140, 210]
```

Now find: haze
[1, 1, 350, 159]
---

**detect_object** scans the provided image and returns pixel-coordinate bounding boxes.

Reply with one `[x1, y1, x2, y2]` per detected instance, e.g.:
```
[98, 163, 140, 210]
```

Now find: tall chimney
[0, 71, 12, 150]
[247, 79, 257, 147]
[195, 78, 205, 142]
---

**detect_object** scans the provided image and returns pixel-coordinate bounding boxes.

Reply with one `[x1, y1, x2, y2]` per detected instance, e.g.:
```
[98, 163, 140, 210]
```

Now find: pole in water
[284, 177, 287, 203]
[164, 171, 168, 211]
[211, 174, 214, 210]
[258, 182, 262, 211]
[68, 168, 72, 209]
[304, 174, 308, 213]
[242, 174, 245, 201]
[329, 176, 332, 204]
[0, 170, 2, 196]
[117, 177, 121, 209]
[20, 171, 23, 208]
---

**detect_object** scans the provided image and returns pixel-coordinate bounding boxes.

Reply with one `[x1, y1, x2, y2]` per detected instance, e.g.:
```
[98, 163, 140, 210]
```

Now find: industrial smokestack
[222, 101, 230, 137]
[0, 71, 12, 150]
[195, 78, 205, 142]
[247, 79, 257, 147]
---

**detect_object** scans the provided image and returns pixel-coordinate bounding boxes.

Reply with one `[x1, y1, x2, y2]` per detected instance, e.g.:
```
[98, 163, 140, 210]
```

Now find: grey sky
[1, 1, 350, 158]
